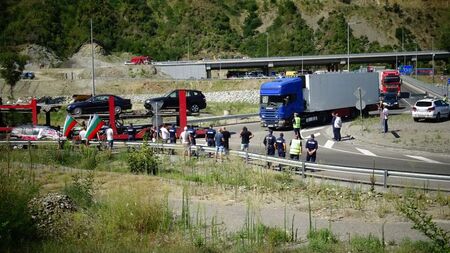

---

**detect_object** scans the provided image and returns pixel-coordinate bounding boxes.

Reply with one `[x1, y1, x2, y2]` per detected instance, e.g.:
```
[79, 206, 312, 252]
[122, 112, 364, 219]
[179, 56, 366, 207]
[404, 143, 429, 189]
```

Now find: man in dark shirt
[205, 125, 216, 158]
[205, 125, 216, 147]
[127, 123, 136, 141]
[221, 127, 231, 154]
[187, 125, 197, 157]
[168, 124, 177, 144]
[275, 133, 286, 158]
[305, 134, 318, 163]
[263, 129, 277, 169]
[240, 126, 253, 152]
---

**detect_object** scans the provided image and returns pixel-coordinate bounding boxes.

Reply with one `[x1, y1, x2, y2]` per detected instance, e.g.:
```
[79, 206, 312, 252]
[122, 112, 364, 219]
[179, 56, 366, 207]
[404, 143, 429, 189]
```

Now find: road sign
[355, 100, 366, 110]
[353, 87, 366, 98]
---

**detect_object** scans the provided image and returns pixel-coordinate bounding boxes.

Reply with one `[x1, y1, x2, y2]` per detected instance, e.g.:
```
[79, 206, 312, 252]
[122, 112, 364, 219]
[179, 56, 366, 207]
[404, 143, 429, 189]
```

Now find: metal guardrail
[402, 76, 448, 98]
[1, 140, 449, 190]
[187, 113, 259, 125]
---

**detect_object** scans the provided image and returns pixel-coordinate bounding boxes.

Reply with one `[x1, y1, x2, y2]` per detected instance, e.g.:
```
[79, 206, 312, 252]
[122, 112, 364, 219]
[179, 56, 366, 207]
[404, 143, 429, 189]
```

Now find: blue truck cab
[259, 77, 304, 128]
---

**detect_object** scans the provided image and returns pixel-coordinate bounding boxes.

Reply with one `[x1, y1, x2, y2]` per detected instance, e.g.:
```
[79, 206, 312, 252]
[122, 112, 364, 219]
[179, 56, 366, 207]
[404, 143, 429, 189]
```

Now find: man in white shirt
[382, 105, 389, 133]
[180, 126, 190, 158]
[333, 113, 342, 141]
[79, 127, 87, 145]
[106, 125, 114, 149]
[160, 124, 169, 143]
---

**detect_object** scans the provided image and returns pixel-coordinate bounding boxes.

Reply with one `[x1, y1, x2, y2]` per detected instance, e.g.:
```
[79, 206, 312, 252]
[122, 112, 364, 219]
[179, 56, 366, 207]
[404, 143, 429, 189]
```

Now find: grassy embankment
[0, 143, 448, 252]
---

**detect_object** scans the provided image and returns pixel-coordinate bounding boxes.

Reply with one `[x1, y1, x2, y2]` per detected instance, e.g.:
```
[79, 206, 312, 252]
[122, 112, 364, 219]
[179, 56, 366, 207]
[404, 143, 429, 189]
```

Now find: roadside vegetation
[1, 1, 448, 62]
[0, 143, 448, 252]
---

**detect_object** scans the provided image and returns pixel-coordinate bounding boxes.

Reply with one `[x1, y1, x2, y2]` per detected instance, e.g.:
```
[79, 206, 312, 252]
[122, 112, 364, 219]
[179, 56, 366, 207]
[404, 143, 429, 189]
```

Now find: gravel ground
[343, 112, 450, 154]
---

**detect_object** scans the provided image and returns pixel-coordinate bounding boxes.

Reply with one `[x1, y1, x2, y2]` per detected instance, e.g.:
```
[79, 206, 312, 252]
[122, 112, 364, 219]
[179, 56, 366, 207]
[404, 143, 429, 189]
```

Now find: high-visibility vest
[289, 139, 302, 155]
[293, 116, 301, 129]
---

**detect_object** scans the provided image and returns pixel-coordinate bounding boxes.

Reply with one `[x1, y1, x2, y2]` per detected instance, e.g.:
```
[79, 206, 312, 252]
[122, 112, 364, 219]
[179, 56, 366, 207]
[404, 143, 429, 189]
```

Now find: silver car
[412, 98, 450, 122]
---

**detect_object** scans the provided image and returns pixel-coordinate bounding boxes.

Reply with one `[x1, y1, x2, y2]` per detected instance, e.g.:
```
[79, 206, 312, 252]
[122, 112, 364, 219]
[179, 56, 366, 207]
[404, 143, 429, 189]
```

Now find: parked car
[381, 92, 399, 109]
[67, 95, 132, 115]
[10, 125, 63, 141]
[412, 98, 450, 122]
[144, 89, 207, 114]
[21, 72, 35, 79]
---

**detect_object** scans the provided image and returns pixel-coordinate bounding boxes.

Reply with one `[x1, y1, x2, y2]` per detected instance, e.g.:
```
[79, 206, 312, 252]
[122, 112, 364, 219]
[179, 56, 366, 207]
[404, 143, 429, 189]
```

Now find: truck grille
[261, 109, 278, 122]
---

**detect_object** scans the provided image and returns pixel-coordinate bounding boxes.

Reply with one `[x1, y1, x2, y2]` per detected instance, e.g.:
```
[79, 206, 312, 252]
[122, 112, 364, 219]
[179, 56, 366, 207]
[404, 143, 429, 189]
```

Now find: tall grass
[205, 101, 259, 116]
[0, 167, 39, 248]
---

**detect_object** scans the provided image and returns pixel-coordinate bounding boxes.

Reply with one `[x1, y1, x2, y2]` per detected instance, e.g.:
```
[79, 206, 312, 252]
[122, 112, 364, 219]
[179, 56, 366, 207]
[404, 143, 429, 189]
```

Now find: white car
[412, 98, 450, 122]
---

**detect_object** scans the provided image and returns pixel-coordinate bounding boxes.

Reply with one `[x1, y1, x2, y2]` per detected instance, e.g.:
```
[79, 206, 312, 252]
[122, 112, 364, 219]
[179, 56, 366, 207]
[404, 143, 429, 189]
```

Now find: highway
[220, 84, 450, 176]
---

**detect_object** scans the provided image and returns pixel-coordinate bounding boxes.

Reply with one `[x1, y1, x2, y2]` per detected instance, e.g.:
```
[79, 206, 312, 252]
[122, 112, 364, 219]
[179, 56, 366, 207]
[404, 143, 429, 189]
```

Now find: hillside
[0, 0, 449, 63]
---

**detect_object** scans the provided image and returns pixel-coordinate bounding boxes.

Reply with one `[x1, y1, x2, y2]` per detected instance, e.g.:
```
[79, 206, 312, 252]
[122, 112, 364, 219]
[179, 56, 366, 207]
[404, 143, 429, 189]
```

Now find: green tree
[0, 52, 27, 99]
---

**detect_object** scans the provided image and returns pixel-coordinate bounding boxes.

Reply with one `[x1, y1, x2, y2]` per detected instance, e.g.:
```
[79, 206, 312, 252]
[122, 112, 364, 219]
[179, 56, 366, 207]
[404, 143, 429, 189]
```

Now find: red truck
[124, 56, 151, 65]
[378, 70, 401, 95]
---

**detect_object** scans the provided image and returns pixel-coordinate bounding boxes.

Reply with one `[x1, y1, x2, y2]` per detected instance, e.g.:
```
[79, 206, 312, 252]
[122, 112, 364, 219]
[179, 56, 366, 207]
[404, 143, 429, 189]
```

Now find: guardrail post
[245, 149, 249, 164]
[301, 162, 306, 178]
[383, 170, 388, 188]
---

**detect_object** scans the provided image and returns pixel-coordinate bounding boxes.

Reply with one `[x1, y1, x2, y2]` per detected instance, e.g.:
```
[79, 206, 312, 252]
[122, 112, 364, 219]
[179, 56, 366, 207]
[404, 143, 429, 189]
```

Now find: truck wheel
[73, 107, 82, 115]
[114, 106, 122, 114]
[413, 118, 419, 122]
[189, 104, 200, 113]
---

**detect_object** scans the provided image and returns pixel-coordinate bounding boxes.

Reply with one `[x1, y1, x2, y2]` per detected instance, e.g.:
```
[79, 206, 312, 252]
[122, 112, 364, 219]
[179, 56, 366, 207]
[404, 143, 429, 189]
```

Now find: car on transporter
[67, 95, 132, 115]
[144, 89, 207, 114]
[412, 98, 450, 122]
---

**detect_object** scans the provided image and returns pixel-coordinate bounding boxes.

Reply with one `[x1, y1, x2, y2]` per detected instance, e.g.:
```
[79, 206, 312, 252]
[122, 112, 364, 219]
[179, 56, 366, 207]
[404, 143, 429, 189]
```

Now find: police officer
[168, 124, 177, 144]
[205, 125, 216, 147]
[275, 132, 286, 171]
[275, 133, 286, 158]
[205, 125, 216, 157]
[305, 134, 318, 163]
[292, 113, 302, 139]
[263, 129, 277, 169]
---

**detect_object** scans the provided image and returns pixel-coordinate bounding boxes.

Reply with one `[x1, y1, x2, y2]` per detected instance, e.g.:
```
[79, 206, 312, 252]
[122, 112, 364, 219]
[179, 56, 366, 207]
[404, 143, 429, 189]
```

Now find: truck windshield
[261, 95, 292, 106]
[383, 76, 400, 83]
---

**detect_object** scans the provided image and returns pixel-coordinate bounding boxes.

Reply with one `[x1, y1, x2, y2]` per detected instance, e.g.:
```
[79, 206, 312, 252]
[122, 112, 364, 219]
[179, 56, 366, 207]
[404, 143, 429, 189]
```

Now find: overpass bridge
[153, 50, 450, 79]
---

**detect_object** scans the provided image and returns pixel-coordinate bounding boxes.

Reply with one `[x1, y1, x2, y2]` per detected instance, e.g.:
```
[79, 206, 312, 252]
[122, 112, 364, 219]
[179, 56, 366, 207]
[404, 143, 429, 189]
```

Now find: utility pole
[90, 19, 96, 96]
[402, 27, 405, 66]
[432, 37, 435, 84]
[266, 33, 269, 57]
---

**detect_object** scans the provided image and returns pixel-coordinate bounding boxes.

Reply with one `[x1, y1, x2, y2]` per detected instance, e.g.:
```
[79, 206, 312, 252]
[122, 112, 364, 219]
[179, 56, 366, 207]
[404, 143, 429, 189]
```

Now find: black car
[144, 89, 207, 114]
[67, 95, 132, 115]
[381, 93, 399, 109]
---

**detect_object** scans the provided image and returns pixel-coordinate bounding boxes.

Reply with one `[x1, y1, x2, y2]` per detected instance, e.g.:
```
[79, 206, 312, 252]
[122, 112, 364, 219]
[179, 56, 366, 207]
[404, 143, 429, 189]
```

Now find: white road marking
[401, 98, 412, 107]
[355, 148, 377, 157]
[302, 126, 325, 132]
[405, 155, 442, 164]
[323, 140, 334, 149]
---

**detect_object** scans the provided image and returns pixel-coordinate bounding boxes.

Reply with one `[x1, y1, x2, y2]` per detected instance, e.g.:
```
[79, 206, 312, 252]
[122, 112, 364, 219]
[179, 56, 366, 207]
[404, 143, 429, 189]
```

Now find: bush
[127, 143, 159, 175]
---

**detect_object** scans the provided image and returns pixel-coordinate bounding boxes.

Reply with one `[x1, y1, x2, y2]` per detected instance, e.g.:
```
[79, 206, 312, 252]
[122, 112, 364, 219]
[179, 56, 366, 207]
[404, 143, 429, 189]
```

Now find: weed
[63, 172, 95, 208]
[307, 228, 338, 253]
[350, 234, 383, 253]
[397, 196, 450, 252]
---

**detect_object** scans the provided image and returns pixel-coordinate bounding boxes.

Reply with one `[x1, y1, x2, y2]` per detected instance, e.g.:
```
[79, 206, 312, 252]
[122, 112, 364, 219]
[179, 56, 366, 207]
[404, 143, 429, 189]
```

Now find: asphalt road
[218, 85, 450, 177]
